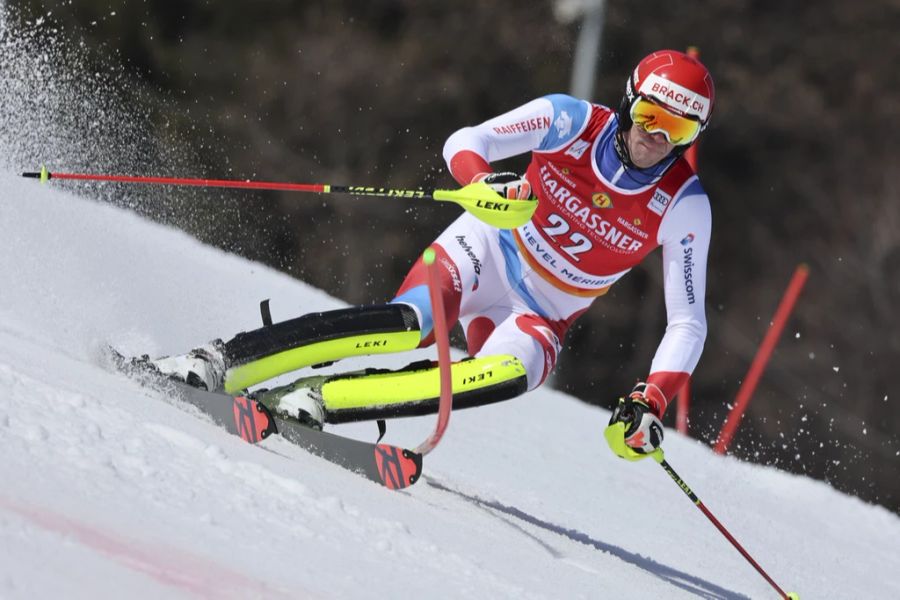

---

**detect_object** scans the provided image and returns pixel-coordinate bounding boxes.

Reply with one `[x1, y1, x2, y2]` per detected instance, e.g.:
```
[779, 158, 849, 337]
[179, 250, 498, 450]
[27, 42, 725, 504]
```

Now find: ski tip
[101, 344, 127, 370]
[786, 593, 800, 600]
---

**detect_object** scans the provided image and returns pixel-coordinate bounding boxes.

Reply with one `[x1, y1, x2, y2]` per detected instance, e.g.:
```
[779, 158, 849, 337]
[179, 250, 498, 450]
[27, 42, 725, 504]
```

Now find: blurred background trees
[6, 0, 899, 512]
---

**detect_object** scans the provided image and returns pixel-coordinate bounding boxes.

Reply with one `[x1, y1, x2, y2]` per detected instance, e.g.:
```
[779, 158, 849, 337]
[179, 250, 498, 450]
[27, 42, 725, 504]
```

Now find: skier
[144, 49, 714, 461]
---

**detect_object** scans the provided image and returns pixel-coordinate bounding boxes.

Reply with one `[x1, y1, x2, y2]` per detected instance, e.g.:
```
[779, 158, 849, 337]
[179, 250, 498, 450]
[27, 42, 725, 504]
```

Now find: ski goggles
[629, 97, 702, 146]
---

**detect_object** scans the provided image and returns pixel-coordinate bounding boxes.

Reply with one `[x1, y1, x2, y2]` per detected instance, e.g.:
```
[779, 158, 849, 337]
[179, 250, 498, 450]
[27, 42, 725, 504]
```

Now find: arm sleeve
[442, 95, 589, 185]
[645, 180, 712, 415]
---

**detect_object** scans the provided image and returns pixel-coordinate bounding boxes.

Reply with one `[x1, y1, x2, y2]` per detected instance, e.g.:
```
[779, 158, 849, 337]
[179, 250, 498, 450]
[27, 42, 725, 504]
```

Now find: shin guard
[258, 354, 529, 424]
[222, 304, 421, 394]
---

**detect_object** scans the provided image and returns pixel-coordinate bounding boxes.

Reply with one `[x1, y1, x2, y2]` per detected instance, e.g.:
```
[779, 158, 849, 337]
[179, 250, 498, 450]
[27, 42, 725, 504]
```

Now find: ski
[105, 348, 422, 490]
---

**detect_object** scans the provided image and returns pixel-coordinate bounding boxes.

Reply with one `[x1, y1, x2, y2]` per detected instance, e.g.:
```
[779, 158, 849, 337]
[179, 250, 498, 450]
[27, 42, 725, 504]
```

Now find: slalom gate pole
[413, 247, 454, 455]
[21, 167, 536, 229]
[714, 264, 809, 454]
[684, 46, 701, 173]
[651, 450, 798, 599]
[676, 378, 690, 435]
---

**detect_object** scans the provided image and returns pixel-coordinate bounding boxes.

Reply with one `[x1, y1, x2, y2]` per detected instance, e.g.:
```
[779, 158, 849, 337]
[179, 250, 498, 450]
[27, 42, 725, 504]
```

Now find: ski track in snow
[1, 173, 900, 599]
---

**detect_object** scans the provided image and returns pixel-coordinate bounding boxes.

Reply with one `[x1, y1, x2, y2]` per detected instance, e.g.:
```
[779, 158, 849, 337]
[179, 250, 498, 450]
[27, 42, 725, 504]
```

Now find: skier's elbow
[443, 127, 476, 165]
[443, 128, 492, 185]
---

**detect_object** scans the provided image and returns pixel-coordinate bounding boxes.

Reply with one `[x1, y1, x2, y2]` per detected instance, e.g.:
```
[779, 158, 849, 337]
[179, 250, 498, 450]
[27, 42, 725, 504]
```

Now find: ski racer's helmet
[616, 49, 715, 152]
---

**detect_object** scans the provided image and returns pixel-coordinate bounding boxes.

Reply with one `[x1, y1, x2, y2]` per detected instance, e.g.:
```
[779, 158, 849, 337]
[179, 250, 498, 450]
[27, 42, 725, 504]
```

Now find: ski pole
[650, 449, 799, 600]
[21, 166, 537, 229]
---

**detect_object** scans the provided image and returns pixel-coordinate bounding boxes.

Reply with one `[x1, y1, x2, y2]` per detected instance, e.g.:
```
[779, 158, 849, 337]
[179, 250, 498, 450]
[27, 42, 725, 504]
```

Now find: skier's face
[625, 124, 676, 169]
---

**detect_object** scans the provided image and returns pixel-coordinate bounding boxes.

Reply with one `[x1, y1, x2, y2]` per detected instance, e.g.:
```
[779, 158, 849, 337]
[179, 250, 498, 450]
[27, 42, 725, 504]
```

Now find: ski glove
[604, 385, 665, 461]
[474, 172, 535, 200]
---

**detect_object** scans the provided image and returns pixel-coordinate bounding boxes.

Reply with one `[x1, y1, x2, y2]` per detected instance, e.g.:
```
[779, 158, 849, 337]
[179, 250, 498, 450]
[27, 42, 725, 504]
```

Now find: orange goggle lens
[630, 98, 701, 146]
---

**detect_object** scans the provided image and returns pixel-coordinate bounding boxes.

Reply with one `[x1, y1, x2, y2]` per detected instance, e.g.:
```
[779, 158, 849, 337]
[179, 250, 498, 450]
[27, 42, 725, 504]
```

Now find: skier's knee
[479, 337, 555, 392]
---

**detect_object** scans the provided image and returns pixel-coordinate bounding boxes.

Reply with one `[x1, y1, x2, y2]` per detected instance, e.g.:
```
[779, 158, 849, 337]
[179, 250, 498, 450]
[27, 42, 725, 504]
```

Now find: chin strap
[613, 127, 636, 169]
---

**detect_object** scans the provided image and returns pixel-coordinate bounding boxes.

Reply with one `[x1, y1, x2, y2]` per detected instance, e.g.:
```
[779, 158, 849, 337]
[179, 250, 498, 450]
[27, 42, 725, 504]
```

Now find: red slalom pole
[684, 46, 701, 172]
[414, 246, 454, 455]
[714, 264, 809, 454]
[676, 378, 691, 434]
[652, 451, 798, 599]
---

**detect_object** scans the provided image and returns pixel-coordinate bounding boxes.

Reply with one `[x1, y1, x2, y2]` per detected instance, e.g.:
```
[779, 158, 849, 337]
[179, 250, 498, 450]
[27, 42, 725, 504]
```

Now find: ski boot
[146, 340, 227, 392]
[253, 376, 328, 431]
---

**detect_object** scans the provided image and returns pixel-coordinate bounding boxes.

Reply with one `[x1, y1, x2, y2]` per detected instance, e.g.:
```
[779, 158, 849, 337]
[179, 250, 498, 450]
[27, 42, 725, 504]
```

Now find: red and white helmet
[618, 49, 716, 136]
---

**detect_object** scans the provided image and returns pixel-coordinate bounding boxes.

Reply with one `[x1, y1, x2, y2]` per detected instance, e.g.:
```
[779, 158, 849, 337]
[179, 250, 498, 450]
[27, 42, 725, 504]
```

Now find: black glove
[604, 385, 665, 461]
[474, 172, 535, 200]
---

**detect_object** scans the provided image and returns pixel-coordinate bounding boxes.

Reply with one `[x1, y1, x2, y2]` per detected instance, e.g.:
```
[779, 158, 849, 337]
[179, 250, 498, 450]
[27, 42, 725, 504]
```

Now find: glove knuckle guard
[627, 413, 664, 454]
[478, 172, 533, 200]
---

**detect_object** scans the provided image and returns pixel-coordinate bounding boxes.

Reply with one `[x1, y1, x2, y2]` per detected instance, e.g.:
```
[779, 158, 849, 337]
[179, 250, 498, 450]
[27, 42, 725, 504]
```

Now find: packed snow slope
[1, 173, 898, 600]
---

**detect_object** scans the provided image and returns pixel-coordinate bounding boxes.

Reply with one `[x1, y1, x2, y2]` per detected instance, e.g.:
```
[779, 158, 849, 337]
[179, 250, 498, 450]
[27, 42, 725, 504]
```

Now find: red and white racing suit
[392, 94, 710, 416]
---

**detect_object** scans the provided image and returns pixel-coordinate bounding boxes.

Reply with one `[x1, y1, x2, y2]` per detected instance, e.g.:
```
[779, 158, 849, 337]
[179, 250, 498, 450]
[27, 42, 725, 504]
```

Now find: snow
[1, 177, 899, 599]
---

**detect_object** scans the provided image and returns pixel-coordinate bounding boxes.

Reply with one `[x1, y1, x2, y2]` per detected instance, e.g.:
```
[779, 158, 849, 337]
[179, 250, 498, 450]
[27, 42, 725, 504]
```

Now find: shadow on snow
[425, 477, 751, 600]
